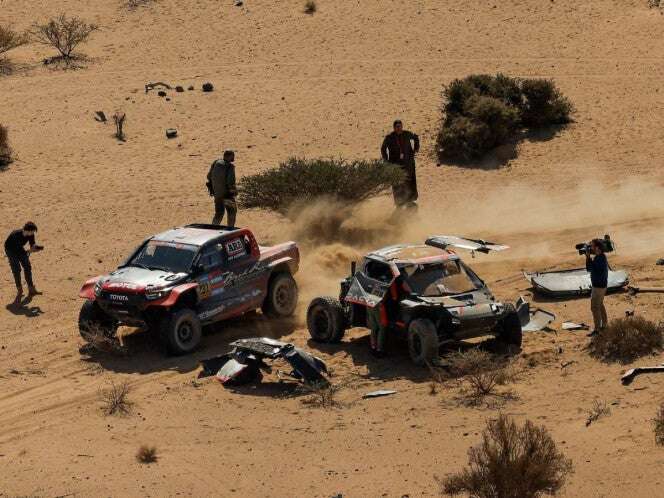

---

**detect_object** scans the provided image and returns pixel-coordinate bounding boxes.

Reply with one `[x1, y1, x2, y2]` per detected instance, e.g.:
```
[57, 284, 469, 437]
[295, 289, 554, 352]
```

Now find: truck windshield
[128, 240, 198, 273]
[400, 260, 480, 297]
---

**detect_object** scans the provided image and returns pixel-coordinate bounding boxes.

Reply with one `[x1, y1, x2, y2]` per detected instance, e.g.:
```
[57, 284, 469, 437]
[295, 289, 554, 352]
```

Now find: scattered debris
[525, 268, 629, 297]
[199, 337, 328, 386]
[628, 285, 664, 295]
[157, 90, 167, 97]
[426, 235, 509, 254]
[621, 364, 664, 385]
[657, 258, 664, 266]
[362, 389, 397, 399]
[202, 82, 214, 92]
[516, 297, 555, 332]
[145, 81, 172, 93]
[165, 128, 178, 139]
[562, 321, 589, 331]
[94, 111, 107, 122]
[175, 85, 184, 92]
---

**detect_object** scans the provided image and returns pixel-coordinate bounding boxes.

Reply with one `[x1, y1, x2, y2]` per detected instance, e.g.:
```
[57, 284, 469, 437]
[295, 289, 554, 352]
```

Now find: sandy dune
[2, 1, 664, 496]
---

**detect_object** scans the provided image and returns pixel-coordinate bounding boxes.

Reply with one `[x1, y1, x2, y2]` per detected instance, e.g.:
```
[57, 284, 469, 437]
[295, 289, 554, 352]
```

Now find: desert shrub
[0, 25, 28, 56]
[304, 0, 317, 14]
[585, 400, 610, 427]
[99, 381, 132, 416]
[446, 349, 513, 401]
[437, 74, 573, 163]
[520, 79, 573, 127]
[588, 316, 663, 364]
[442, 414, 573, 498]
[31, 14, 98, 59]
[0, 124, 12, 167]
[238, 157, 404, 215]
[300, 381, 345, 409]
[126, 0, 155, 9]
[649, 0, 661, 8]
[136, 445, 158, 464]
[654, 402, 664, 445]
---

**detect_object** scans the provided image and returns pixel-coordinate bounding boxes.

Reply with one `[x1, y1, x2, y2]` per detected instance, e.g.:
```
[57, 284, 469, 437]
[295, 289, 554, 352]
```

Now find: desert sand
[2, 0, 664, 496]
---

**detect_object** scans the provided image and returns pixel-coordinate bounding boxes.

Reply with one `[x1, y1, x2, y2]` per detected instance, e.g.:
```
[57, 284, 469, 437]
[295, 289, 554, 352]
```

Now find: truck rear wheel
[78, 300, 117, 342]
[307, 297, 346, 343]
[498, 304, 523, 349]
[408, 319, 439, 366]
[262, 272, 298, 318]
[161, 308, 202, 355]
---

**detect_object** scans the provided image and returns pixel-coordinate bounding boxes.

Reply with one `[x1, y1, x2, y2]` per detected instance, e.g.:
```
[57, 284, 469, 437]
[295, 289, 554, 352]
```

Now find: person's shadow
[5, 295, 44, 317]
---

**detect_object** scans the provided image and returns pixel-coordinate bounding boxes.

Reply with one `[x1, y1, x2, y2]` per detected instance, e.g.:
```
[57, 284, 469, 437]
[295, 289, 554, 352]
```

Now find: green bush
[437, 74, 573, 163]
[442, 414, 573, 498]
[238, 157, 404, 214]
[588, 316, 663, 364]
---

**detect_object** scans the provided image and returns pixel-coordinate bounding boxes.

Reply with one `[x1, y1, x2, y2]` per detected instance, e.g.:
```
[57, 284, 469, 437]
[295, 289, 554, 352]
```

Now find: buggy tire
[307, 297, 346, 343]
[161, 308, 202, 355]
[78, 300, 117, 342]
[262, 272, 298, 318]
[408, 319, 439, 366]
[498, 304, 523, 348]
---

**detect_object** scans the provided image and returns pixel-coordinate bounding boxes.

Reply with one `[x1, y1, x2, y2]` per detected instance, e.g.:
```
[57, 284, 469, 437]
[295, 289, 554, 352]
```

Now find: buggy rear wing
[425, 236, 509, 254]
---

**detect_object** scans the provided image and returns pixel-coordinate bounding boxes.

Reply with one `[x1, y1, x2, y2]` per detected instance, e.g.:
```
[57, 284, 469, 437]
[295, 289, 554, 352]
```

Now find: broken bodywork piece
[425, 235, 509, 254]
[199, 337, 328, 386]
[621, 364, 664, 385]
[628, 285, 664, 295]
[362, 390, 397, 399]
[515, 296, 555, 332]
[525, 268, 629, 298]
[562, 321, 589, 331]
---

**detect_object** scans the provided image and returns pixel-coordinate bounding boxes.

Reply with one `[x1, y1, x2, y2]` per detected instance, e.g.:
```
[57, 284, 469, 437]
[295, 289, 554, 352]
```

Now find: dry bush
[80, 321, 125, 355]
[99, 381, 133, 416]
[0, 124, 13, 167]
[304, 0, 317, 14]
[442, 414, 573, 498]
[113, 112, 126, 141]
[437, 73, 573, 163]
[588, 316, 664, 364]
[654, 402, 664, 445]
[136, 445, 158, 464]
[126, 0, 155, 9]
[649, 0, 661, 8]
[300, 381, 345, 409]
[31, 14, 98, 59]
[585, 400, 610, 427]
[0, 25, 28, 56]
[446, 349, 513, 401]
[238, 157, 404, 215]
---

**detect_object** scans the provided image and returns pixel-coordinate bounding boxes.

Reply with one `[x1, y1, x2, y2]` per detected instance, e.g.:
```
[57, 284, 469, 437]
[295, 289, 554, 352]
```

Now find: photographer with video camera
[585, 238, 609, 337]
[4, 222, 43, 305]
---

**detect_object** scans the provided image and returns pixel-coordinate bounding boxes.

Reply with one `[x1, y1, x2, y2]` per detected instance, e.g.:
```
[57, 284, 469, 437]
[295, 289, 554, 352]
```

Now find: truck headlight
[94, 280, 103, 296]
[145, 288, 171, 301]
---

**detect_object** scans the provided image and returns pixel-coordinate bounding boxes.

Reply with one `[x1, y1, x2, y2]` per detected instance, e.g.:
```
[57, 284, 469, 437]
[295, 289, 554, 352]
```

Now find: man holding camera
[4, 222, 43, 304]
[586, 239, 609, 336]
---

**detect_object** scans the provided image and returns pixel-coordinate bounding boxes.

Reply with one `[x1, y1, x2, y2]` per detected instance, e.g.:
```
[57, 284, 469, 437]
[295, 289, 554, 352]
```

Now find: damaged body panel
[199, 338, 328, 386]
[525, 268, 629, 297]
[515, 297, 555, 332]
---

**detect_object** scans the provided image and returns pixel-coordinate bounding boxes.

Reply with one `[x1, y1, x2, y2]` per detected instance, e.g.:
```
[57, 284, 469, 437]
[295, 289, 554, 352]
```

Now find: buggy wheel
[262, 273, 298, 318]
[307, 297, 346, 343]
[498, 304, 523, 349]
[408, 318, 439, 366]
[161, 308, 202, 355]
[78, 300, 117, 342]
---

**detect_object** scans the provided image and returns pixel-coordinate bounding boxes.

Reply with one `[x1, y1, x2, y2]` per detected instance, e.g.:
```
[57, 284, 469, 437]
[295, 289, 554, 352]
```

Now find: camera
[576, 234, 614, 255]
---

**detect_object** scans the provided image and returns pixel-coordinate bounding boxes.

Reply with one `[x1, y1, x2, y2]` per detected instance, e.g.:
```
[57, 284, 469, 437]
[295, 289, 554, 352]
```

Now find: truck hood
[101, 266, 188, 293]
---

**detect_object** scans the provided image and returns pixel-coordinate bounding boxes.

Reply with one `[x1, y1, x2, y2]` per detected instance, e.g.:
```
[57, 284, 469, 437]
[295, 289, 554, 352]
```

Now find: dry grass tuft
[300, 381, 345, 409]
[588, 316, 663, 364]
[446, 349, 516, 404]
[441, 414, 573, 497]
[99, 381, 133, 416]
[304, 1, 317, 14]
[654, 402, 664, 446]
[136, 445, 158, 464]
[585, 400, 611, 427]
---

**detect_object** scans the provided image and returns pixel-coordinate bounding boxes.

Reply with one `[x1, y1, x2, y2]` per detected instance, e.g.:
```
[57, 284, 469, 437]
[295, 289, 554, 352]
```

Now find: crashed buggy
[78, 224, 299, 355]
[306, 236, 522, 365]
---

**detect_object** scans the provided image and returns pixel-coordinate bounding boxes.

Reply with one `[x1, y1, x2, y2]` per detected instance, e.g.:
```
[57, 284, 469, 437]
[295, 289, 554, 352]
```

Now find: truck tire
[408, 319, 439, 366]
[498, 304, 523, 349]
[161, 308, 202, 355]
[307, 297, 346, 343]
[78, 300, 117, 342]
[262, 272, 298, 318]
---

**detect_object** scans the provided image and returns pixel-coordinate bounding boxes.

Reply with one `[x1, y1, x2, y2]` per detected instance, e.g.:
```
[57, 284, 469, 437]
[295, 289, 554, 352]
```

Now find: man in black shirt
[4, 222, 42, 303]
[206, 150, 238, 227]
[586, 239, 609, 336]
[381, 120, 420, 208]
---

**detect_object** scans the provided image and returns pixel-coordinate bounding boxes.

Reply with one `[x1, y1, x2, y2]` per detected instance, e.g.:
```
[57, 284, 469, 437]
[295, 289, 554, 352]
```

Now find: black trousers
[391, 160, 418, 207]
[6, 251, 33, 289]
[212, 197, 237, 227]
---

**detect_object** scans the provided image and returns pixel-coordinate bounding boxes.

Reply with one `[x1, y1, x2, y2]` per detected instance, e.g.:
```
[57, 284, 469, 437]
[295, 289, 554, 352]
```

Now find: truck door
[194, 243, 225, 319]
[218, 233, 265, 318]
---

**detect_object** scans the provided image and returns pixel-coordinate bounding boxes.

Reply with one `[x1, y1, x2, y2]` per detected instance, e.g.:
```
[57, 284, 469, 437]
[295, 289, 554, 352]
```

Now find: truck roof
[367, 244, 457, 264]
[152, 224, 242, 247]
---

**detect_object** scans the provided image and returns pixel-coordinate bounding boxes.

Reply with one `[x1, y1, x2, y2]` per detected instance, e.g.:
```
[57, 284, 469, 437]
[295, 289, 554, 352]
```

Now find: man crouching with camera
[586, 239, 609, 337]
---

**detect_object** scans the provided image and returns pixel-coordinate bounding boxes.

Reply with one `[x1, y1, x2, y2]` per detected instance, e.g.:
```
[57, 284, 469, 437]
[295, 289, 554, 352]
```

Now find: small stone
[157, 90, 167, 97]
[175, 86, 184, 92]
[188, 85, 194, 91]
[166, 129, 178, 139]
[202, 82, 214, 92]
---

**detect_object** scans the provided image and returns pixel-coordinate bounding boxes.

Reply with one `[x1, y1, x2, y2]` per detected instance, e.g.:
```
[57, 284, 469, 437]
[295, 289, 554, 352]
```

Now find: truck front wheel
[307, 297, 346, 343]
[161, 308, 202, 355]
[498, 305, 523, 349]
[78, 300, 118, 342]
[408, 319, 439, 366]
